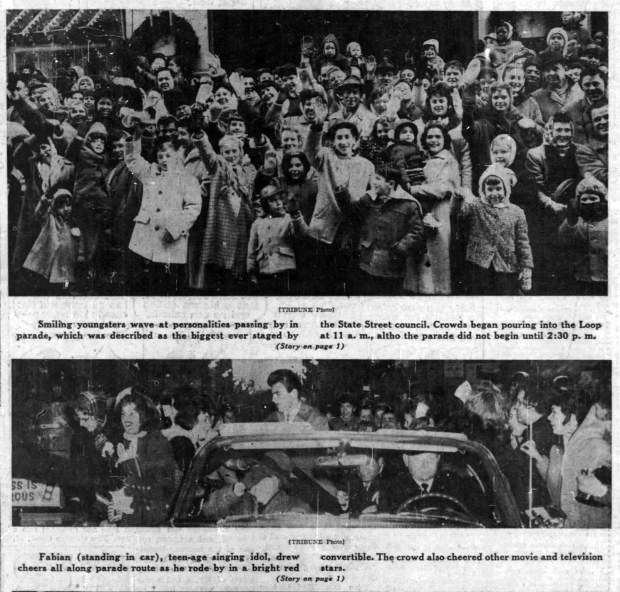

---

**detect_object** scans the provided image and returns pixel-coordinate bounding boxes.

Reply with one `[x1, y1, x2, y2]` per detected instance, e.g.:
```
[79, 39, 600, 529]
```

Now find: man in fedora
[328, 75, 377, 139]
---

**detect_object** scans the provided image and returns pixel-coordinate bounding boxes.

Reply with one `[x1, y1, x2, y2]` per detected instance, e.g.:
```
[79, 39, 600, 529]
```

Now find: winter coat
[12, 141, 75, 269]
[559, 216, 607, 283]
[413, 118, 472, 189]
[125, 139, 201, 264]
[405, 149, 460, 294]
[385, 142, 426, 186]
[513, 94, 545, 138]
[194, 133, 257, 278]
[460, 198, 533, 273]
[247, 214, 307, 275]
[71, 125, 112, 227]
[305, 129, 374, 244]
[352, 186, 424, 278]
[531, 84, 583, 123]
[278, 177, 318, 225]
[462, 91, 537, 185]
[328, 104, 378, 139]
[11, 96, 77, 156]
[23, 199, 81, 284]
[116, 431, 179, 527]
[560, 406, 611, 528]
[313, 34, 349, 75]
[575, 139, 607, 186]
[525, 143, 583, 206]
[267, 402, 329, 431]
[106, 161, 144, 250]
[183, 147, 212, 289]
[566, 95, 607, 144]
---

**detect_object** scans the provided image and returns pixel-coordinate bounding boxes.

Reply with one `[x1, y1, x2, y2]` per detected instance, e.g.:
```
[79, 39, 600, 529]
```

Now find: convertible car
[171, 423, 525, 528]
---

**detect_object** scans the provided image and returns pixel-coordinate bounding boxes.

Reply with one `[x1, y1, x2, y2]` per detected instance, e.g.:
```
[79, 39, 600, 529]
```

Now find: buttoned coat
[125, 139, 201, 264]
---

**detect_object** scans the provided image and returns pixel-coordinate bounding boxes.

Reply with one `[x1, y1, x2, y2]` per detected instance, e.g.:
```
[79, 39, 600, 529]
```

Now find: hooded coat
[460, 164, 533, 273]
[23, 190, 82, 284]
[352, 185, 425, 278]
[313, 34, 349, 76]
[494, 22, 533, 65]
[72, 122, 112, 226]
[558, 175, 607, 284]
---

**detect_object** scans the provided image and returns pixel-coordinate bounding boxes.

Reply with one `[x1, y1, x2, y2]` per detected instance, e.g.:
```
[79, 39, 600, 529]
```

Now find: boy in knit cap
[559, 175, 607, 295]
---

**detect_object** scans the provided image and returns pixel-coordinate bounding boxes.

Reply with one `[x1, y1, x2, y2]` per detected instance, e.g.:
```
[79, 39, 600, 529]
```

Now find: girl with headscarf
[463, 80, 541, 186]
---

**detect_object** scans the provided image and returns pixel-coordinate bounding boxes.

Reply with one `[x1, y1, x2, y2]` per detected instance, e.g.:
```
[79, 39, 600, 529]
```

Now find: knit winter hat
[85, 121, 108, 141]
[479, 163, 516, 203]
[576, 174, 607, 201]
[546, 27, 569, 54]
[423, 39, 439, 53]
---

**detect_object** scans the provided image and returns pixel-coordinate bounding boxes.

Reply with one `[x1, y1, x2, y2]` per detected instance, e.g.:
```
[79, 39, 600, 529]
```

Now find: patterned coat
[194, 133, 257, 279]
[460, 199, 533, 273]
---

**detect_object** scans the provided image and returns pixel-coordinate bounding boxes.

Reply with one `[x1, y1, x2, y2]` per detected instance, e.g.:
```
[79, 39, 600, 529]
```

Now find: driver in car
[382, 450, 484, 516]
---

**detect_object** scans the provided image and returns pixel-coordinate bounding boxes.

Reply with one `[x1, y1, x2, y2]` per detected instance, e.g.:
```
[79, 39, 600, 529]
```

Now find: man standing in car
[266, 369, 328, 430]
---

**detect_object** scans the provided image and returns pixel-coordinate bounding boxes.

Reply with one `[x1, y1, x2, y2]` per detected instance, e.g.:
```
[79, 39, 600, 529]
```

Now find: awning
[7, 9, 123, 46]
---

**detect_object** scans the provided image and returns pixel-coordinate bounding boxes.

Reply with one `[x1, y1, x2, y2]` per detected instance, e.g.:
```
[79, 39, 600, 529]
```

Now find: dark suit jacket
[340, 477, 384, 516]
[381, 469, 486, 517]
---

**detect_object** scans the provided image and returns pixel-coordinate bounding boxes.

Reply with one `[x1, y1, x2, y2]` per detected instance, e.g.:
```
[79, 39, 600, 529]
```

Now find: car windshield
[173, 431, 518, 528]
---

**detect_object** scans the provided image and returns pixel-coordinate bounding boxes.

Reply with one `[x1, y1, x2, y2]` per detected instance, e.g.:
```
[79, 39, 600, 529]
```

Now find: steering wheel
[396, 492, 472, 515]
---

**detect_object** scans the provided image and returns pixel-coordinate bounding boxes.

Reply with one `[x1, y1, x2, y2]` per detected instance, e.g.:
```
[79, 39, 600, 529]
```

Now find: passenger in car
[336, 452, 386, 515]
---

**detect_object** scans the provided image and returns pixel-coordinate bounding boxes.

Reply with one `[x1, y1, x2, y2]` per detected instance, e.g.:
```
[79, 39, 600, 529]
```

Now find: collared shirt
[285, 399, 302, 423]
[414, 479, 435, 492]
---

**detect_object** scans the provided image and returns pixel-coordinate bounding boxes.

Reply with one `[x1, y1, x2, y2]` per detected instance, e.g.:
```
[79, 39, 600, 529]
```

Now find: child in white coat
[124, 123, 201, 295]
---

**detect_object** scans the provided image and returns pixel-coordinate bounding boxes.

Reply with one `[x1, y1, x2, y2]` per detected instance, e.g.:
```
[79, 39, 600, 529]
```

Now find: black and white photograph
[6, 10, 608, 296]
[12, 359, 611, 529]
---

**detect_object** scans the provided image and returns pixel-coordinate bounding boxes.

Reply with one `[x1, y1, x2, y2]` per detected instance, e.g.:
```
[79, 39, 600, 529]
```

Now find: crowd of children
[7, 11, 608, 295]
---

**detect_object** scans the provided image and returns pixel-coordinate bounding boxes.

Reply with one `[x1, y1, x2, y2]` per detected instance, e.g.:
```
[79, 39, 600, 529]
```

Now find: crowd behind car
[13, 364, 611, 528]
[7, 11, 608, 295]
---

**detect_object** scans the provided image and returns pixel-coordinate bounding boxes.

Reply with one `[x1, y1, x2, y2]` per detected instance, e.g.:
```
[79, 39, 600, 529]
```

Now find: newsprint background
[1, 1, 619, 592]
